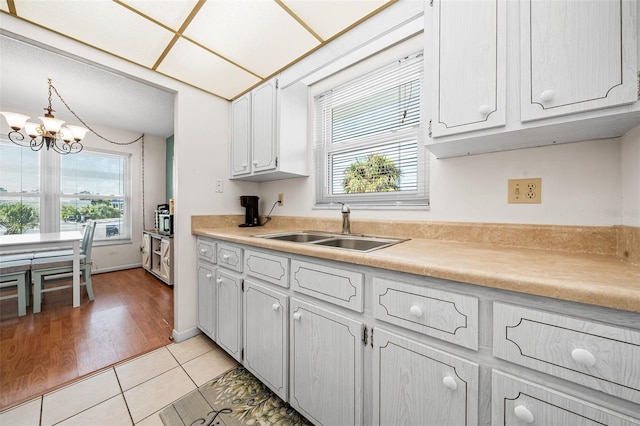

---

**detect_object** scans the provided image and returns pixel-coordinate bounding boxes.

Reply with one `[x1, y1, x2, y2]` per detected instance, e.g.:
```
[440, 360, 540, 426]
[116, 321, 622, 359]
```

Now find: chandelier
[1, 78, 89, 154]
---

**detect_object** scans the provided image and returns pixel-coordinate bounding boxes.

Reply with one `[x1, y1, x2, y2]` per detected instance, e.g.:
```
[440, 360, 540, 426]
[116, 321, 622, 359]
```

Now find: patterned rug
[160, 366, 310, 426]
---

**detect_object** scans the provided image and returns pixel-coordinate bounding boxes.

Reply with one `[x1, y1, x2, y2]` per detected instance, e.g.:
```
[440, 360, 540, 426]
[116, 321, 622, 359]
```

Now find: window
[314, 51, 428, 207]
[0, 137, 130, 241]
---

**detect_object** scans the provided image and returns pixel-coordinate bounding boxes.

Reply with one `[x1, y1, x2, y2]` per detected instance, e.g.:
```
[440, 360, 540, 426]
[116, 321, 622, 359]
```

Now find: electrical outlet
[215, 179, 223, 193]
[508, 178, 542, 204]
[278, 193, 284, 206]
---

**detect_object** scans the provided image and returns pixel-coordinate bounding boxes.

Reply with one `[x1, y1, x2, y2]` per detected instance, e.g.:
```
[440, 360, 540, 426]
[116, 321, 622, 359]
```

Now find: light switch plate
[508, 178, 541, 204]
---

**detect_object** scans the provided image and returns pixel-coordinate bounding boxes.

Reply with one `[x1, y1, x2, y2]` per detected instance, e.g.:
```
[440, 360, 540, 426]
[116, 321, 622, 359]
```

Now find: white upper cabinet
[425, 0, 640, 158]
[230, 77, 309, 182]
[230, 95, 251, 177]
[521, 0, 638, 121]
[251, 79, 278, 173]
[430, 0, 506, 137]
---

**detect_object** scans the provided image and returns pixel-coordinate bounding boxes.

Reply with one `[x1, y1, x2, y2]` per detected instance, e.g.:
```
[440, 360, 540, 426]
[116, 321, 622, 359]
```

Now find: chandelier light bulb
[24, 121, 41, 138]
[0, 111, 30, 131]
[66, 124, 89, 141]
[38, 115, 65, 134]
[60, 126, 74, 142]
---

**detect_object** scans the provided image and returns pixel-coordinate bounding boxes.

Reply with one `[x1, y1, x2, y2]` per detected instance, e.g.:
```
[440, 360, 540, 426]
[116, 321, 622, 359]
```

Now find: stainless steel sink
[258, 231, 333, 243]
[254, 231, 407, 252]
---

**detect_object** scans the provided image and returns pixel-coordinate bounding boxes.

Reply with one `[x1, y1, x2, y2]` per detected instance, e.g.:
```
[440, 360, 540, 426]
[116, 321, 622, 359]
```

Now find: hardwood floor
[0, 268, 174, 410]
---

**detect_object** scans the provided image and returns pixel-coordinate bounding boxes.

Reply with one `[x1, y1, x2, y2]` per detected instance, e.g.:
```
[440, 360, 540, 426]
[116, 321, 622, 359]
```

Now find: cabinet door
[372, 328, 478, 426]
[197, 262, 216, 340]
[216, 269, 243, 362]
[243, 281, 288, 400]
[251, 78, 278, 173]
[142, 233, 151, 270]
[430, 0, 506, 137]
[492, 370, 640, 426]
[521, 0, 638, 121]
[159, 238, 171, 282]
[289, 298, 363, 426]
[231, 94, 251, 176]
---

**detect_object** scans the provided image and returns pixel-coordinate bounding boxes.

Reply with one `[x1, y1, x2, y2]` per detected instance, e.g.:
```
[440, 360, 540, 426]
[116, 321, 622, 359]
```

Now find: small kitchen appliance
[239, 195, 260, 227]
[158, 213, 173, 235]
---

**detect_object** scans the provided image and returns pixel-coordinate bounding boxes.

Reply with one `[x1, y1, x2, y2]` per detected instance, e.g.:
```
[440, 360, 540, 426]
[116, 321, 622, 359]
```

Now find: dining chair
[0, 258, 32, 316]
[30, 220, 97, 313]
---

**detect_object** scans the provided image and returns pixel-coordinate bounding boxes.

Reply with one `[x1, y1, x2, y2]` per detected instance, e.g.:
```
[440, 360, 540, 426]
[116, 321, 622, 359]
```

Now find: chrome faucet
[339, 202, 351, 234]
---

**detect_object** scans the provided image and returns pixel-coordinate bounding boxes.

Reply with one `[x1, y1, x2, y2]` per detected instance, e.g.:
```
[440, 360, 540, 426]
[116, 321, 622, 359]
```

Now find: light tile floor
[0, 334, 238, 426]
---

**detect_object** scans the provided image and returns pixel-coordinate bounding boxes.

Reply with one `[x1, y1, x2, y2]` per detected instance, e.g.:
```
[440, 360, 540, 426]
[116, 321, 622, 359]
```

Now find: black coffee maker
[239, 195, 260, 227]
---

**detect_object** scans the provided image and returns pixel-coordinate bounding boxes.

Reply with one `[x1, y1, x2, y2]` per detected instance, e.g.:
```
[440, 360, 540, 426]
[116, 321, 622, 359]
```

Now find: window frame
[0, 137, 132, 243]
[313, 50, 429, 209]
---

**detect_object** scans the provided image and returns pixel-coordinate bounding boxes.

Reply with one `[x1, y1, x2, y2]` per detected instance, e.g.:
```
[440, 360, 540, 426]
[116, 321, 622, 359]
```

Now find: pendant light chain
[49, 80, 144, 145]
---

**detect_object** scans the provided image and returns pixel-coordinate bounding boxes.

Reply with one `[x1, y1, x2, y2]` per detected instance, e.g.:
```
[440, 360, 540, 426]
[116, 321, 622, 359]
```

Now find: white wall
[621, 126, 640, 227]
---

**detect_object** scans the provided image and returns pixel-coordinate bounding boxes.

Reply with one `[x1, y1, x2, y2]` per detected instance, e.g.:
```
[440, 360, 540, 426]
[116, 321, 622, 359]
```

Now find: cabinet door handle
[442, 376, 457, 391]
[539, 89, 554, 102]
[513, 405, 534, 424]
[253, 161, 258, 166]
[222, 254, 230, 260]
[241, 163, 247, 169]
[272, 303, 280, 312]
[571, 348, 596, 367]
[293, 312, 301, 321]
[409, 305, 423, 318]
[478, 104, 492, 115]
[200, 248, 206, 254]
[216, 278, 223, 284]
[205, 273, 212, 279]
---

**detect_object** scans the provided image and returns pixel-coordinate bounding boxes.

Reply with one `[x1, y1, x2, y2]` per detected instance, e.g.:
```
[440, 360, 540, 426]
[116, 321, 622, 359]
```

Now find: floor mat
[160, 366, 310, 426]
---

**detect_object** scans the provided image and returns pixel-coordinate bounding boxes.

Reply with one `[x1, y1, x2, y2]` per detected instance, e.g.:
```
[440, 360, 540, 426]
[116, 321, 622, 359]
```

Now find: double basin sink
[254, 230, 408, 252]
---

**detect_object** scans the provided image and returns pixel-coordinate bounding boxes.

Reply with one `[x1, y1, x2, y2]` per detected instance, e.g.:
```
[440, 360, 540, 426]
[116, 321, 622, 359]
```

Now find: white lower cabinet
[195, 239, 640, 425]
[197, 261, 216, 340]
[243, 280, 288, 400]
[289, 298, 363, 426]
[492, 370, 640, 426]
[372, 328, 479, 426]
[216, 269, 243, 362]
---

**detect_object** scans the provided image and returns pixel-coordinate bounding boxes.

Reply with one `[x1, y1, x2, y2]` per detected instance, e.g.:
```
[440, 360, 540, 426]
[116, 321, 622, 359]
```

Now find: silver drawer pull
[442, 376, 457, 391]
[514, 405, 534, 424]
[200, 248, 206, 254]
[409, 305, 423, 318]
[222, 254, 230, 260]
[205, 273, 212, 279]
[272, 303, 280, 312]
[293, 312, 301, 321]
[216, 278, 222, 284]
[571, 348, 596, 367]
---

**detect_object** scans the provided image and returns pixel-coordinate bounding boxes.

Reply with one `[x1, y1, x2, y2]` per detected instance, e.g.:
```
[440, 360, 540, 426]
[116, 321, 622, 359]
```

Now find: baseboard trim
[92, 263, 142, 274]
[172, 327, 201, 343]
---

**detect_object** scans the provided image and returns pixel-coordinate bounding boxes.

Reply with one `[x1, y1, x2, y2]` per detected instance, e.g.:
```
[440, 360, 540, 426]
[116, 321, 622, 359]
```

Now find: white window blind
[314, 51, 428, 207]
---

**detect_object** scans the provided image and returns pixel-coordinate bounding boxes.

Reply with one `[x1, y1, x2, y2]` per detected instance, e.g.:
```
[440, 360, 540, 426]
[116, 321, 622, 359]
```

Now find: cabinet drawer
[291, 259, 363, 312]
[244, 249, 289, 288]
[492, 370, 640, 426]
[373, 277, 478, 350]
[196, 238, 215, 263]
[493, 302, 640, 404]
[217, 244, 243, 272]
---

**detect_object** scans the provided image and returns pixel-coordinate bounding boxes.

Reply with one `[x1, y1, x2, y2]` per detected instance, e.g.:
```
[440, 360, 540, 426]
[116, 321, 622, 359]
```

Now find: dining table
[0, 231, 84, 308]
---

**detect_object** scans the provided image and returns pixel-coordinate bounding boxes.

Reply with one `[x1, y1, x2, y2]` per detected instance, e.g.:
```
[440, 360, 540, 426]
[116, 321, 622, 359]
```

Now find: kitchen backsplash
[192, 215, 638, 264]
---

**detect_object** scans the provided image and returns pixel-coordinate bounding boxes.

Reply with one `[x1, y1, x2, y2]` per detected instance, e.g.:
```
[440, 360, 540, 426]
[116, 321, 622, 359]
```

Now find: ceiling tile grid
[1, 0, 396, 100]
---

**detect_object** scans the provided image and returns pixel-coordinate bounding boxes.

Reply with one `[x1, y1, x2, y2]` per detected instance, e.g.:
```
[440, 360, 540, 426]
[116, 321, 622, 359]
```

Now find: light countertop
[193, 225, 640, 314]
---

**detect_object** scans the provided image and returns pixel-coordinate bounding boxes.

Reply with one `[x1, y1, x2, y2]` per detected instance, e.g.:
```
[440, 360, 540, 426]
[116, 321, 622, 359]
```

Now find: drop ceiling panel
[119, 0, 198, 31]
[283, 0, 391, 40]
[183, 0, 320, 78]
[13, 1, 175, 68]
[157, 37, 260, 100]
